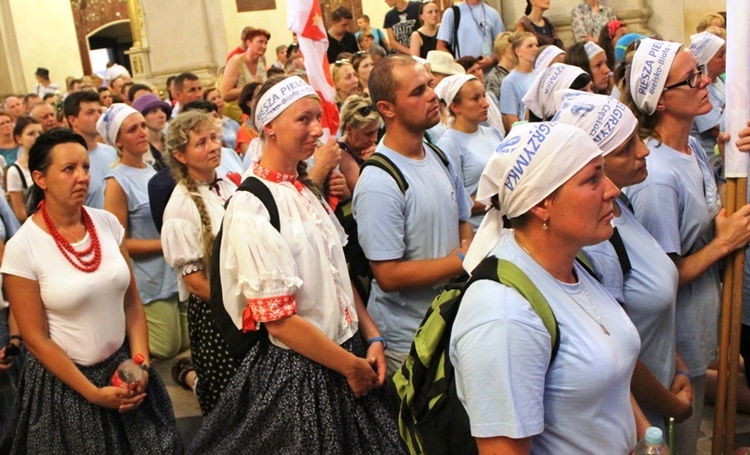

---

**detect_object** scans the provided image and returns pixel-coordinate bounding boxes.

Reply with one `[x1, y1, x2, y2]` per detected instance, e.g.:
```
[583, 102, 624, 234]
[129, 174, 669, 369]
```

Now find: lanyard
[468, 3, 488, 37]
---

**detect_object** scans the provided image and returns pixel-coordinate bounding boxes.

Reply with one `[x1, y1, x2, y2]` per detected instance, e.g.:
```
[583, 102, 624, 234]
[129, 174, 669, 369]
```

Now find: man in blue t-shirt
[353, 55, 473, 374]
[436, 0, 505, 70]
[63, 91, 118, 209]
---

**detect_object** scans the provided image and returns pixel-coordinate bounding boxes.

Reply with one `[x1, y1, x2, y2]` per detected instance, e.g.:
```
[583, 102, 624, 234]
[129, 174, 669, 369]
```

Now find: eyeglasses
[334, 59, 350, 66]
[357, 105, 377, 117]
[662, 65, 705, 92]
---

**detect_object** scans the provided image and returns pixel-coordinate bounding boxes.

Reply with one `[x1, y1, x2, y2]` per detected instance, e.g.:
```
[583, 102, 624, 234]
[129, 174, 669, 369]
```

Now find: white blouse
[219, 165, 358, 349]
[161, 178, 237, 301]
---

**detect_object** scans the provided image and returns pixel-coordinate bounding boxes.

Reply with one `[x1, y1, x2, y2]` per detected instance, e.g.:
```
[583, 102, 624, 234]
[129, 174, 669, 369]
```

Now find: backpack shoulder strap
[360, 152, 408, 194]
[575, 252, 597, 279]
[10, 163, 27, 189]
[495, 259, 560, 363]
[452, 4, 461, 58]
[618, 193, 634, 212]
[231, 176, 280, 232]
[608, 227, 632, 275]
[423, 141, 450, 168]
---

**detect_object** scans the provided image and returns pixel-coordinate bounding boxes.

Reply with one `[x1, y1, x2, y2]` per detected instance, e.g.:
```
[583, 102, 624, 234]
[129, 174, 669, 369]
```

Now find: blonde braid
[296, 160, 322, 200]
[184, 176, 215, 269]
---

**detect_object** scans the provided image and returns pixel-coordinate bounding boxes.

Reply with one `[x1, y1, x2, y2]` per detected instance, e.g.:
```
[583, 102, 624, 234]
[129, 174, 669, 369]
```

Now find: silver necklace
[516, 238, 611, 336]
[555, 281, 610, 336]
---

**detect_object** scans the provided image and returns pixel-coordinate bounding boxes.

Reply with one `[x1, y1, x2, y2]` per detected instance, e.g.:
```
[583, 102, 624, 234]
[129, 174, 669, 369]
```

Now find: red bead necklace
[40, 200, 102, 273]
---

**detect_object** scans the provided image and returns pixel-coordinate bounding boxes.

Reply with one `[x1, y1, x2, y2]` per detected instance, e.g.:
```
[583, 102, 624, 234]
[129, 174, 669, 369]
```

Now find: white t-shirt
[450, 234, 640, 454]
[6, 162, 31, 193]
[0, 209, 131, 365]
[162, 178, 237, 301]
[219, 168, 358, 349]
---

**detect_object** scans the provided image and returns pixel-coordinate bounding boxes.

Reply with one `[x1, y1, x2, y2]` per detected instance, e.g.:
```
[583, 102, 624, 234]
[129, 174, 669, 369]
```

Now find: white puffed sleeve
[220, 190, 303, 332]
[161, 217, 204, 275]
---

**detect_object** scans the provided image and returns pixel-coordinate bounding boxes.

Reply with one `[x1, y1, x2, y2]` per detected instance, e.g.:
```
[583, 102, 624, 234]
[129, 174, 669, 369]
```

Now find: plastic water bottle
[633, 427, 670, 454]
[111, 354, 145, 390]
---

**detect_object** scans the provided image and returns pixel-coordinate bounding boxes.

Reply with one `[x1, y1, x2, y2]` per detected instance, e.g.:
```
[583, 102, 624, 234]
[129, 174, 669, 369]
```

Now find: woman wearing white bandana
[437, 74, 504, 230]
[689, 29, 727, 164]
[452, 122, 640, 454]
[565, 40, 612, 95]
[621, 38, 750, 455]
[533, 44, 565, 72]
[522, 63, 591, 121]
[99, 104, 183, 360]
[555, 90, 693, 433]
[187, 76, 404, 454]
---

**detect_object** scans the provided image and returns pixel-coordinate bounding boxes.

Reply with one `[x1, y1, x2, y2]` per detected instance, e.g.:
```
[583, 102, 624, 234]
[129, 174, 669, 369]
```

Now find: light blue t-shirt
[426, 121, 447, 144]
[583, 199, 678, 430]
[222, 117, 241, 152]
[352, 140, 472, 353]
[451, 235, 640, 454]
[624, 136, 721, 376]
[436, 2, 505, 58]
[438, 125, 503, 228]
[106, 164, 177, 304]
[0, 193, 19, 241]
[691, 78, 725, 158]
[500, 70, 536, 118]
[86, 143, 118, 209]
[609, 84, 621, 101]
[218, 146, 243, 177]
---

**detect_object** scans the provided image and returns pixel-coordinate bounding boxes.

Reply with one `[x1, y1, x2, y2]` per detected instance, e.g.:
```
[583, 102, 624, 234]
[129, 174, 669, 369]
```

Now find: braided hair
[164, 110, 220, 268]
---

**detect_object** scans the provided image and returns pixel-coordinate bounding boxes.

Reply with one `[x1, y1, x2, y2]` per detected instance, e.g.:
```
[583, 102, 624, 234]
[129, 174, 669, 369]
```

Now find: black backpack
[209, 176, 279, 360]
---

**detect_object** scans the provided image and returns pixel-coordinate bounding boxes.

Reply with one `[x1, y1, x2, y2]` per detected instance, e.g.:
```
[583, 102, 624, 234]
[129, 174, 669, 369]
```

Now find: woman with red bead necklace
[188, 75, 404, 454]
[0, 128, 180, 454]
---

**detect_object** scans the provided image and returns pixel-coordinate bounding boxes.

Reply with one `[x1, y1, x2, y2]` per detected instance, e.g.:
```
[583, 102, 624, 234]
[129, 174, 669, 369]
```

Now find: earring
[542, 218, 549, 231]
[269, 131, 276, 139]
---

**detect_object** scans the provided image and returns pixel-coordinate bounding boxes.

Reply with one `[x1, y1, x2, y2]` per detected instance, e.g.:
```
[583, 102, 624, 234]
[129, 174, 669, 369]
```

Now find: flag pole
[713, 178, 736, 455]
[712, 1, 749, 453]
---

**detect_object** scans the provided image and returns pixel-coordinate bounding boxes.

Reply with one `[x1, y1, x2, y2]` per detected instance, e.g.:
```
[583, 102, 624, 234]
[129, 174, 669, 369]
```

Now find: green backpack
[388, 255, 561, 455]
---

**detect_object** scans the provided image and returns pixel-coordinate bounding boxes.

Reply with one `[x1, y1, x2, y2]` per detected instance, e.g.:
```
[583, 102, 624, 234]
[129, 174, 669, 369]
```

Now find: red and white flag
[288, 0, 340, 141]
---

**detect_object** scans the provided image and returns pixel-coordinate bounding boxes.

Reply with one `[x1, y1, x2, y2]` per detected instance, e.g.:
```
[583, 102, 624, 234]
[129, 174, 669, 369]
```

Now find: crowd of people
[0, 1, 746, 453]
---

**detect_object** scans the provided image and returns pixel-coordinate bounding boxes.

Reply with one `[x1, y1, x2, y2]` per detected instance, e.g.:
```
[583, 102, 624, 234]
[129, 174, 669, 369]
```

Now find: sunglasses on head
[357, 105, 377, 117]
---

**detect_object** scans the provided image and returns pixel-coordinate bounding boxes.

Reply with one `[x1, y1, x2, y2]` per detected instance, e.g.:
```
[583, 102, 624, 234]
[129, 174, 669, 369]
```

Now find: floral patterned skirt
[187, 294, 241, 415]
[187, 332, 406, 455]
[0, 343, 182, 455]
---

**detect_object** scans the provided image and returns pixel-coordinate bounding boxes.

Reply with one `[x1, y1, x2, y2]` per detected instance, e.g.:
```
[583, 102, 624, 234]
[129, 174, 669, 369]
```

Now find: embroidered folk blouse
[219, 163, 358, 349]
[161, 178, 237, 301]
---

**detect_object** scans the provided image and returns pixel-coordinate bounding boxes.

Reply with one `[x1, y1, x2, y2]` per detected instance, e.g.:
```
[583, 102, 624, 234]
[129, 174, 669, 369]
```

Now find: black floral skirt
[187, 294, 240, 415]
[0, 343, 182, 454]
[187, 332, 406, 455]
